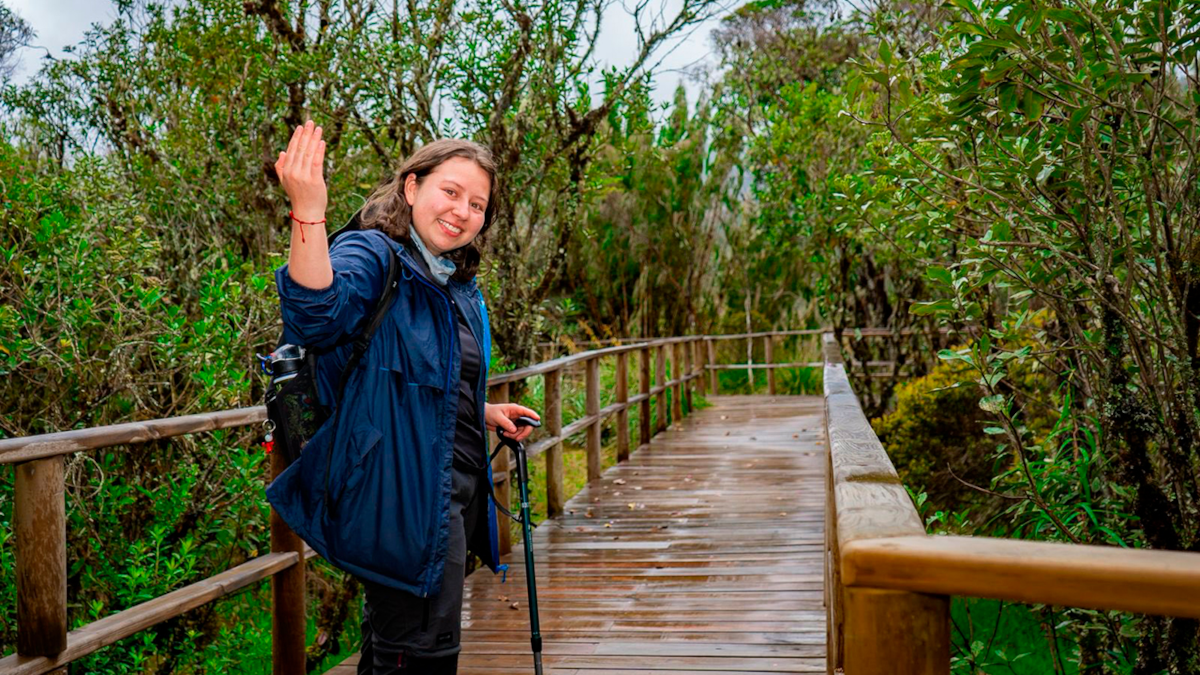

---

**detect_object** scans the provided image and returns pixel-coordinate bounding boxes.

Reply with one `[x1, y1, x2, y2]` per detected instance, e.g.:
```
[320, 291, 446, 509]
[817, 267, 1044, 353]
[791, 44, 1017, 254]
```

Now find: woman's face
[404, 156, 491, 256]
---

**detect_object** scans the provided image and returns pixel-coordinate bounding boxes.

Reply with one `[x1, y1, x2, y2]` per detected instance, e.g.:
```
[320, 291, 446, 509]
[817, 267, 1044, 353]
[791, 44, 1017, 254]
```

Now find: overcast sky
[6, 0, 728, 111]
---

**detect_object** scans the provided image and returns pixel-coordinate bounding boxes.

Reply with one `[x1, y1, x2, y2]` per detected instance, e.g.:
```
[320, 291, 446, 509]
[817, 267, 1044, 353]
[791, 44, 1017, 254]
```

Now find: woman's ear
[403, 173, 418, 207]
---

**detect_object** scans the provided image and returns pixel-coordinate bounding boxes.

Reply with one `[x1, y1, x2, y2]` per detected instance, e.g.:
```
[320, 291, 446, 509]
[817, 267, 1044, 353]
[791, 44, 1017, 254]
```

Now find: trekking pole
[497, 416, 544, 675]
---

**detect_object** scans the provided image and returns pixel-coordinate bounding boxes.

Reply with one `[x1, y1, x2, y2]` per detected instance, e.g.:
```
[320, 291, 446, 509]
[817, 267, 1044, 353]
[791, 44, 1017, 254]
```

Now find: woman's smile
[437, 218, 465, 237]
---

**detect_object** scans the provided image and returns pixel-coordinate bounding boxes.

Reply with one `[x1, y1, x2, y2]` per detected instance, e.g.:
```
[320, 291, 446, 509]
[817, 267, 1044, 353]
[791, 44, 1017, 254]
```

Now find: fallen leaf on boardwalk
[723, 431, 730, 436]
[671, 511, 682, 517]
[793, 434, 799, 439]
[585, 512, 594, 518]
[575, 526, 586, 532]
[510, 602, 520, 610]
[633, 486, 643, 490]
[604, 522, 613, 528]
[750, 436, 757, 441]
[780, 512, 788, 516]
[613, 479, 627, 485]
[720, 415, 728, 420]
[498, 595, 509, 602]
[628, 502, 637, 509]
[593, 497, 601, 502]
[613, 491, 622, 496]
[568, 510, 575, 515]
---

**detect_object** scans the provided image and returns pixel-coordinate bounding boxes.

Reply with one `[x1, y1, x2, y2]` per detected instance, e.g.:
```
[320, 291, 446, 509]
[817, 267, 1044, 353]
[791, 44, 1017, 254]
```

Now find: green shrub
[872, 359, 998, 516]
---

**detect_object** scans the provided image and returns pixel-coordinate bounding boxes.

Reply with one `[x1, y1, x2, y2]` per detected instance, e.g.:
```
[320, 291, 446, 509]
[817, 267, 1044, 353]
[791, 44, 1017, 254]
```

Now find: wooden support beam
[671, 343, 684, 424]
[824, 330, 949, 673]
[544, 368, 564, 517]
[825, 431, 843, 675]
[270, 449, 305, 675]
[639, 347, 651, 447]
[684, 339, 694, 412]
[843, 587, 950, 675]
[707, 338, 718, 395]
[15, 457, 66, 657]
[585, 356, 601, 482]
[616, 351, 630, 462]
[655, 345, 667, 433]
[765, 335, 776, 396]
[489, 382, 512, 555]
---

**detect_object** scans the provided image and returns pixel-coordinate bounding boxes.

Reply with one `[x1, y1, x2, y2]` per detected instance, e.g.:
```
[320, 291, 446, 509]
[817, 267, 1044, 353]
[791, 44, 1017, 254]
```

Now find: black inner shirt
[452, 305, 486, 473]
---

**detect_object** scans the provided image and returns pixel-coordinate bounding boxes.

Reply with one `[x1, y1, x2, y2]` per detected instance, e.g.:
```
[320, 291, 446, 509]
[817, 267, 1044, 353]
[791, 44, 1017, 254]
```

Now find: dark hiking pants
[357, 465, 487, 674]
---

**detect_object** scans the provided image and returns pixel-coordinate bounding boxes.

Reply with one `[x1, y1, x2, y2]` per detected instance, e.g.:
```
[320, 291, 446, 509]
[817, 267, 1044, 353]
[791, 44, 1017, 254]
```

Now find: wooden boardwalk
[333, 395, 826, 674]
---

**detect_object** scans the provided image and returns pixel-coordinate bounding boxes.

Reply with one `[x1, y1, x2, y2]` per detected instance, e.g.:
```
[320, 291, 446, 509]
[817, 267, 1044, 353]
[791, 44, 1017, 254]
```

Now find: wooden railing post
[824, 331, 950, 674]
[544, 367, 565, 517]
[490, 381, 513, 555]
[684, 339, 694, 412]
[843, 588, 950, 675]
[616, 351, 630, 462]
[639, 346, 652, 447]
[671, 342, 684, 423]
[15, 457, 67, 658]
[707, 338, 719, 395]
[585, 356, 602, 482]
[765, 334, 776, 396]
[270, 452, 306, 675]
[655, 345, 667, 433]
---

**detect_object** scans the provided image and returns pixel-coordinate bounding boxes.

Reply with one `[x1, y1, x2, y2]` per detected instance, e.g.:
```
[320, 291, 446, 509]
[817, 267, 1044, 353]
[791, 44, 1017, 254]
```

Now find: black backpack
[262, 211, 400, 468]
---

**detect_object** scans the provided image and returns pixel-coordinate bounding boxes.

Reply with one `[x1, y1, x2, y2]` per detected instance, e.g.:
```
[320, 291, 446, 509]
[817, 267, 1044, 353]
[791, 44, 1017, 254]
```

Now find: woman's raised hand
[275, 120, 327, 222]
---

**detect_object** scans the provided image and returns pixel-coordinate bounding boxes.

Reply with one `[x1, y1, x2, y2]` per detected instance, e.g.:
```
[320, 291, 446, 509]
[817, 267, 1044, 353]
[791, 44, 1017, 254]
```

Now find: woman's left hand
[485, 403, 541, 442]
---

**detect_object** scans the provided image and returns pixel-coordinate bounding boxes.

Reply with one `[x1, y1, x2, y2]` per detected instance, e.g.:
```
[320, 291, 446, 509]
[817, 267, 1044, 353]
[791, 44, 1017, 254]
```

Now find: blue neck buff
[408, 227, 457, 286]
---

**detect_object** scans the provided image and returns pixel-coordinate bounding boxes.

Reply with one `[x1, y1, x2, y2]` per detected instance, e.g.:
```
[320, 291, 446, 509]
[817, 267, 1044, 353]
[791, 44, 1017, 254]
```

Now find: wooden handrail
[822, 331, 1200, 674]
[0, 408, 266, 465]
[842, 535, 1200, 620]
[822, 332, 946, 673]
[1, 334, 715, 670]
[6, 327, 898, 670]
[0, 550, 310, 675]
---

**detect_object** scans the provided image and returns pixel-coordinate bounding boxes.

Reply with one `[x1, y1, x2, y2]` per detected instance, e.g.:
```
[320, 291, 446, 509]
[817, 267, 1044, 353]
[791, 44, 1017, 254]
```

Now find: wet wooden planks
[331, 395, 826, 673]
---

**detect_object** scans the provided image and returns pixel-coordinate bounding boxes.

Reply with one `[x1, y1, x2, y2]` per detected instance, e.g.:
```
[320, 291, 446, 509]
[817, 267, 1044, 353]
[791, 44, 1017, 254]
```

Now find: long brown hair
[360, 139, 497, 282]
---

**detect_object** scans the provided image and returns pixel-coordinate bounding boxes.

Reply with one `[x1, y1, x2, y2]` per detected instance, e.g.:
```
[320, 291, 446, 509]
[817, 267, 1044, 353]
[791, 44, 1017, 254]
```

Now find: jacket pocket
[334, 423, 383, 506]
[384, 325, 446, 392]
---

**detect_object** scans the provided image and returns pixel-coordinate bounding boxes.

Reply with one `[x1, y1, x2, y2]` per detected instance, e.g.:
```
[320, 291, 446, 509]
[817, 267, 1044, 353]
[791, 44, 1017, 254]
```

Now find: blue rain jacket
[265, 229, 501, 596]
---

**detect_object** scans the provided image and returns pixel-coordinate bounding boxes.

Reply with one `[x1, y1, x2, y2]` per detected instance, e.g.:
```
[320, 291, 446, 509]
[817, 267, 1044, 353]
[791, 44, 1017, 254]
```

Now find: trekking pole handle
[496, 416, 541, 447]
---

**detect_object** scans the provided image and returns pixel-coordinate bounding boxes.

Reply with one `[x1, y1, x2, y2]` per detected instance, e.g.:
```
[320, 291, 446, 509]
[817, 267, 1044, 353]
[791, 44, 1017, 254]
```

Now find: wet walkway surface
[333, 395, 827, 674]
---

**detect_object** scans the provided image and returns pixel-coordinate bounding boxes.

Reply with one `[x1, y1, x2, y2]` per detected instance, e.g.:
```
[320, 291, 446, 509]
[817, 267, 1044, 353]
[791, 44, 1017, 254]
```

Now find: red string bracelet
[288, 211, 326, 243]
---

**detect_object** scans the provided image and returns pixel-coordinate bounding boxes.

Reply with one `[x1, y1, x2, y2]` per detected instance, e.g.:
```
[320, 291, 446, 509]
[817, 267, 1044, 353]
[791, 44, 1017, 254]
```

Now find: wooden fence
[822, 332, 1200, 674]
[2, 326, 1009, 674]
[2, 331, 790, 673]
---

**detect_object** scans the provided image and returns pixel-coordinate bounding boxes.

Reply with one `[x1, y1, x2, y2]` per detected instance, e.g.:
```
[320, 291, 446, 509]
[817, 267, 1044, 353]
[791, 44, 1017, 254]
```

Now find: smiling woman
[267, 125, 539, 675]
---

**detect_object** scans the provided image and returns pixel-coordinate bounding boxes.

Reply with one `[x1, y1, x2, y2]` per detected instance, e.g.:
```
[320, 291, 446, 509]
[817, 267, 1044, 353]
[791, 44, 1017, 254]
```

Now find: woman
[266, 120, 539, 674]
